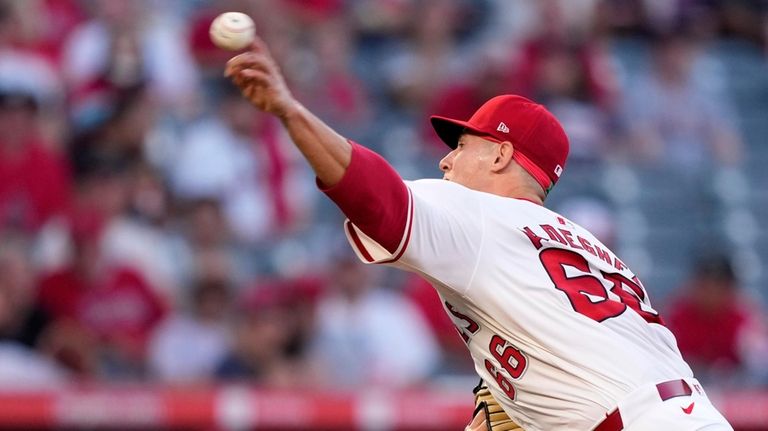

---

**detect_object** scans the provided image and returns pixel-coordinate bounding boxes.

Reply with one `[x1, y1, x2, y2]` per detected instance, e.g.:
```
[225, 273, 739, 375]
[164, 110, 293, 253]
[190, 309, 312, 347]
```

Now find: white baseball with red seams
[209, 12, 255, 51]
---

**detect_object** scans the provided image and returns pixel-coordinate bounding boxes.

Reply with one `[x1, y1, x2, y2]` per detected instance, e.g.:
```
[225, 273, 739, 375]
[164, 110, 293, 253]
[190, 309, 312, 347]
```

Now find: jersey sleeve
[320, 143, 484, 295]
[395, 180, 485, 293]
[320, 141, 410, 254]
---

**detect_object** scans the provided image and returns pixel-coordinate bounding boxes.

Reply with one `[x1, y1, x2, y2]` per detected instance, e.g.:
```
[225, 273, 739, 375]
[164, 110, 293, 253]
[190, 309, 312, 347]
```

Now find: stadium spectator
[0, 234, 69, 386]
[310, 252, 440, 388]
[148, 276, 232, 382]
[667, 253, 768, 386]
[0, 90, 71, 233]
[296, 18, 371, 136]
[622, 28, 743, 169]
[170, 198, 261, 288]
[68, 80, 156, 174]
[216, 282, 314, 387]
[0, 232, 48, 347]
[402, 275, 475, 374]
[61, 0, 198, 108]
[512, 0, 618, 109]
[592, 0, 654, 38]
[101, 163, 181, 304]
[380, 0, 475, 112]
[169, 81, 316, 245]
[36, 202, 166, 378]
[0, 0, 66, 103]
[445, 0, 620, 165]
[529, 44, 619, 165]
[0, 339, 68, 387]
[710, 0, 768, 45]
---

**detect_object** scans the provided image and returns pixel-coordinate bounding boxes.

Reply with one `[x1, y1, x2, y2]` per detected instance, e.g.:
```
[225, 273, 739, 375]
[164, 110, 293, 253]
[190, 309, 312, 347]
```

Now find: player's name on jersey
[522, 223, 628, 272]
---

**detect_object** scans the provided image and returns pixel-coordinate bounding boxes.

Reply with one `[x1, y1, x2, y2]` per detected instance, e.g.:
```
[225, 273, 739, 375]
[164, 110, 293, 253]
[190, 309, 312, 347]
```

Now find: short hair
[694, 254, 736, 283]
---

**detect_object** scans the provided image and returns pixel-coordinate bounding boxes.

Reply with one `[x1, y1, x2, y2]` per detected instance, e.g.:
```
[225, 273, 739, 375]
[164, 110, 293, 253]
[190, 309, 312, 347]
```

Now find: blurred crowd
[0, 0, 766, 392]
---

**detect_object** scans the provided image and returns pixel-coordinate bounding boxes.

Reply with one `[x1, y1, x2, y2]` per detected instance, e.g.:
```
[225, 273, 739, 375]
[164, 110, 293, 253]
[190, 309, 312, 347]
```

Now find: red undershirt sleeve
[318, 141, 409, 254]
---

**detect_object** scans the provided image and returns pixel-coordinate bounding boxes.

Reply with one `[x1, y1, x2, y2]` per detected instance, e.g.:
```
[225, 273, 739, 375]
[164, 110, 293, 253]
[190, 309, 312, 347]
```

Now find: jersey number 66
[540, 248, 663, 325]
[446, 302, 528, 400]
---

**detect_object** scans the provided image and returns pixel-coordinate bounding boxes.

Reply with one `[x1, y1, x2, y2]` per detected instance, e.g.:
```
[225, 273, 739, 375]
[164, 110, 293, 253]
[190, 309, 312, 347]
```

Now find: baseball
[209, 12, 256, 51]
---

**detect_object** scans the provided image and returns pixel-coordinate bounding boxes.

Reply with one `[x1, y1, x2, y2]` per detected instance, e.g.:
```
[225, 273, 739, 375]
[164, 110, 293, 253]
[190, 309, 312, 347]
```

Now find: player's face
[439, 134, 499, 190]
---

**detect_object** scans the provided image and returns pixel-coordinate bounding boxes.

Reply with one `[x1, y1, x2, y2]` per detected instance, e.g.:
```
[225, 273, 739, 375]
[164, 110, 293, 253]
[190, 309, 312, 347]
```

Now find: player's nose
[439, 152, 453, 173]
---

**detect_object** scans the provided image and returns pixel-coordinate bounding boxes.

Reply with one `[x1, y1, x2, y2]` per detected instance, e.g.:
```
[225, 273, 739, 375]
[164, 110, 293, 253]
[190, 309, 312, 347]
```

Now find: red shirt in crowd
[667, 295, 750, 370]
[37, 266, 166, 349]
[0, 139, 71, 231]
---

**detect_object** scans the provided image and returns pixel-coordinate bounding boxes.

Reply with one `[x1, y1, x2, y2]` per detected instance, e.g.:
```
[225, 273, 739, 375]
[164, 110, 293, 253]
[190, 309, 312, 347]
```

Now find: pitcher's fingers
[239, 69, 270, 84]
[241, 38, 278, 75]
[225, 61, 266, 79]
[225, 52, 258, 74]
[252, 36, 274, 56]
[244, 85, 255, 99]
[226, 53, 271, 75]
[231, 74, 250, 89]
[224, 59, 245, 78]
[227, 51, 272, 67]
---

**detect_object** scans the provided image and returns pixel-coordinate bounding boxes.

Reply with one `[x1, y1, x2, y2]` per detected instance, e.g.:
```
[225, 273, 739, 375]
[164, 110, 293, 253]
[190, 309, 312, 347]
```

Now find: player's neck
[487, 161, 546, 205]
[509, 190, 544, 206]
[487, 180, 545, 206]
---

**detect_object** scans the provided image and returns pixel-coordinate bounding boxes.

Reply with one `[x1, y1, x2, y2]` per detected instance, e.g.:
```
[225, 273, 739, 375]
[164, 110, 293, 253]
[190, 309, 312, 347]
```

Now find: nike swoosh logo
[681, 402, 695, 415]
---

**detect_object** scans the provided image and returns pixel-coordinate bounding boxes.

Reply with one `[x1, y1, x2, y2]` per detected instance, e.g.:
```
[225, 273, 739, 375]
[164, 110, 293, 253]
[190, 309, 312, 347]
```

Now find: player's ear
[491, 141, 514, 173]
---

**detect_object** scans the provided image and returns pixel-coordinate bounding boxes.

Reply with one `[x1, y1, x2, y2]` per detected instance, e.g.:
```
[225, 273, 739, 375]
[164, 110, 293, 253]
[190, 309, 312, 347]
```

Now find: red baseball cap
[430, 95, 569, 193]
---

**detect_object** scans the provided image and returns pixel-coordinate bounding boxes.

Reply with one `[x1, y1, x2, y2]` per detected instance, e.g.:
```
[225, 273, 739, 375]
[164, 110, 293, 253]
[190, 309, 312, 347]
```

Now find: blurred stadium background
[0, 0, 766, 429]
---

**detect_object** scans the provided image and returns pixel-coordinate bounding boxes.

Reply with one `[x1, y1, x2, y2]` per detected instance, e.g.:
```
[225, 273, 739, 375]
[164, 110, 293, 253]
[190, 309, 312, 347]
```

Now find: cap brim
[430, 116, 482, 149]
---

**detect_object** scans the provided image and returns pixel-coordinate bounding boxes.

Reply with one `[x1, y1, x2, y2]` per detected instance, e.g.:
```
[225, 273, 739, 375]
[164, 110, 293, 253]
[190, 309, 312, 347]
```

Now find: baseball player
[225, 37, 733, 431]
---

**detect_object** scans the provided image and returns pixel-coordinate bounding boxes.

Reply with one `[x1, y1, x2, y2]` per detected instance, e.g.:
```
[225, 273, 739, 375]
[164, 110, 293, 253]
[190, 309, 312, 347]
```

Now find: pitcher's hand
[224, 37, 297, 118]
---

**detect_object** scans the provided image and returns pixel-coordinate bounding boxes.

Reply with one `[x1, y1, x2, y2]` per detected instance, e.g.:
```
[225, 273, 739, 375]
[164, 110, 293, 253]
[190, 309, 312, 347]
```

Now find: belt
[593, 379, 693, 431]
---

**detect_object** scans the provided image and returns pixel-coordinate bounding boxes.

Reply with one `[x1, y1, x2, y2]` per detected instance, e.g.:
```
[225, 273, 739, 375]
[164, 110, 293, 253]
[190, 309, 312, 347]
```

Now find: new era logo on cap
[497, 122, 509, 133]
[554, 165, 563, 177]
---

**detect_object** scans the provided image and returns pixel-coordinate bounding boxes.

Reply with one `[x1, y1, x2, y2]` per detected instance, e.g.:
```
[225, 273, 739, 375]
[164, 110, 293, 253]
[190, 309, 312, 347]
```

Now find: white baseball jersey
[342, 179, 694, 431]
